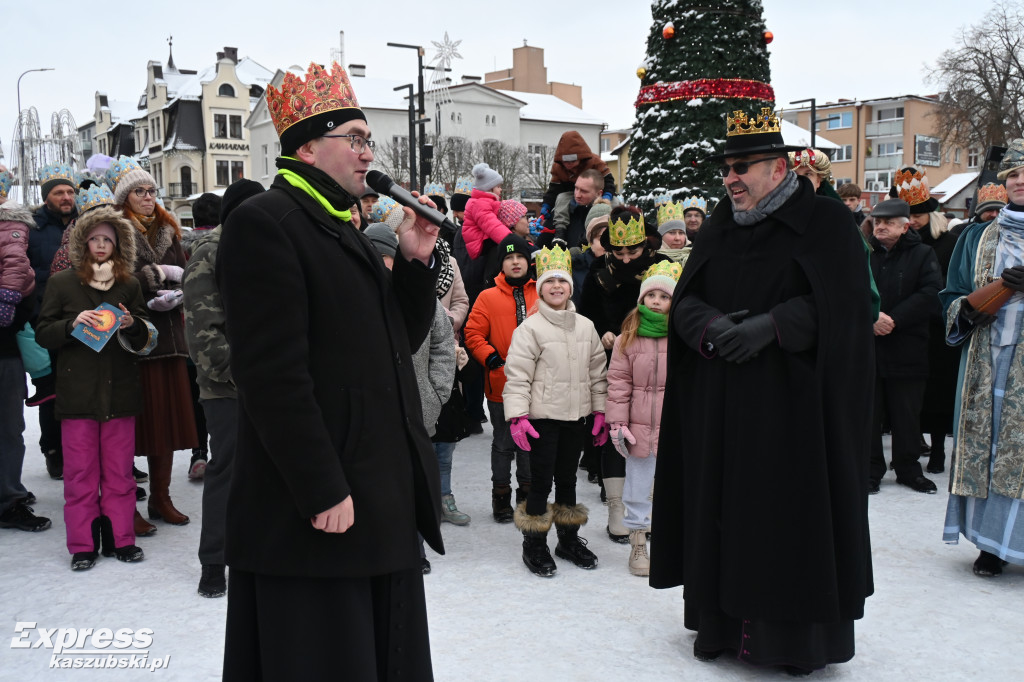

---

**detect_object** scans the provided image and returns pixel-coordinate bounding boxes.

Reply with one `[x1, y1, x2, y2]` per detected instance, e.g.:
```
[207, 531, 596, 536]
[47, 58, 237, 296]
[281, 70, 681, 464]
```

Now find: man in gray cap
[867, 198, 943, 495]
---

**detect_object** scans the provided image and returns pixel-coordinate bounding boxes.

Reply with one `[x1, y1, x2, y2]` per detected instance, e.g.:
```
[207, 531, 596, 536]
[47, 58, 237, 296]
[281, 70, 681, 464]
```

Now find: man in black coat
[217, 62, 443, 681]
[650, 109, 875, 675]
[868, 198, 943, 494]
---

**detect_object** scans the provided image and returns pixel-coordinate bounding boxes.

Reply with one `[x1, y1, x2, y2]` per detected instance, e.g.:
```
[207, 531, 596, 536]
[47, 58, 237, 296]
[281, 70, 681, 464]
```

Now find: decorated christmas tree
[624, 0, 776, 208]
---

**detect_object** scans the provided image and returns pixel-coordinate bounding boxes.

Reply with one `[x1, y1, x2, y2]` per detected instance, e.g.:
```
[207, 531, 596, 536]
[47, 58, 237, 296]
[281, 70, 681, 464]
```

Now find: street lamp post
[16, 67, 54, 202]
[789, 97, 839, 150]
[388, 43, 430, 191]
[395, 84, 418, 190]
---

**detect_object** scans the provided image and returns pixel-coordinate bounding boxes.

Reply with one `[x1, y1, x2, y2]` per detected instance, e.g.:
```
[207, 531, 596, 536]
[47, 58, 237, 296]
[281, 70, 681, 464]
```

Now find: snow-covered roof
[511, 91, 604, 127]
[349, 77, 410, 111]
[931, 172, 979, 202]
[600, 151, 617, 163]
[105, 99, 144, 123]
[781, 120, 839, 150]
[162, 57, 274, 109]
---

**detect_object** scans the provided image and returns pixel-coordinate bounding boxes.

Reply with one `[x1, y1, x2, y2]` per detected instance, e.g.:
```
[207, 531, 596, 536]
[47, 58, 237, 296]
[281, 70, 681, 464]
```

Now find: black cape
[651, 177, 875, 625]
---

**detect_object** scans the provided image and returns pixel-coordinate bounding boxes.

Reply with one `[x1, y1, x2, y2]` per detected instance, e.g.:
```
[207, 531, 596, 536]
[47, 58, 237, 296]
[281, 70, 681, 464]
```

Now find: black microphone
[365, 170, 458, 240]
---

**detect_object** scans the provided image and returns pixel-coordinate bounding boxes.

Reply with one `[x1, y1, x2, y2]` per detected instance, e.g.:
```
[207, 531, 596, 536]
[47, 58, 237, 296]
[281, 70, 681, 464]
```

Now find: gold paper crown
[535, 245, 572, 279]
[657, 201, 687, 225]
[608, 213, 646, 247]
[895, 168, 931, 206]
[977, 182, 1008, 205]
[643, 260, 683, 284]
[727, 108, 781, 137]
[266, 62, 360, 139]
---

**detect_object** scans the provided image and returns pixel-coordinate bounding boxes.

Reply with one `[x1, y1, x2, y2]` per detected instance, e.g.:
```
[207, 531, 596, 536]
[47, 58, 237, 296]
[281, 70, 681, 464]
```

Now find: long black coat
[651, 177, 875, 624]
[218, 175, 443, 579]
[869, 228, 943, 379]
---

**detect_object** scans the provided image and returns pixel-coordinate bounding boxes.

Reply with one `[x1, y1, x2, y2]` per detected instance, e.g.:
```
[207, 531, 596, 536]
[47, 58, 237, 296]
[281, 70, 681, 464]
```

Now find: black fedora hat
[706, 107, 806, 161]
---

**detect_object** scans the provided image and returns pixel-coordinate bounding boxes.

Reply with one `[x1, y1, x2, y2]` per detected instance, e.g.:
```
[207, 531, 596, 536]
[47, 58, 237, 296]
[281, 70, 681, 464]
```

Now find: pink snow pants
[62, 417, 136, 553]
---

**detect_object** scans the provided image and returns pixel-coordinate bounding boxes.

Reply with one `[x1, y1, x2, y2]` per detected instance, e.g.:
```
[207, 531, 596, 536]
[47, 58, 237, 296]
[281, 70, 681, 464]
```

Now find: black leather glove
[1001, 266, 1024, 292]
[703, 310, 749, 354]
[486, 352, 505, 370]
[716, 313, 777, 363]
[962, 302, 997, 327]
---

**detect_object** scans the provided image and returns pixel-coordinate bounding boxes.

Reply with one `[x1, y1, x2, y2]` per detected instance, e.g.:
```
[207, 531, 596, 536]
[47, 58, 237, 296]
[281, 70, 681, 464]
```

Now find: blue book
[71, 302, 123, 352]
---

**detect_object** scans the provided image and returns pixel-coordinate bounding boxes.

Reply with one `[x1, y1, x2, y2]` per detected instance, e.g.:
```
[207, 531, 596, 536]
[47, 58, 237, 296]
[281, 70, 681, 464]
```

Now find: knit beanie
[658, 219, 687, 236]
[498, 233, 533, 262]
[221, 179, 266, 224]
[637, 261, 682, 304]
[364, 223, 398, 259]
[472, 163, 502, 191]
[113, 168, 158, 206]
[497, 200, 528, 229]
[586, 215, 610, 244]
[42, 177, 76, 202]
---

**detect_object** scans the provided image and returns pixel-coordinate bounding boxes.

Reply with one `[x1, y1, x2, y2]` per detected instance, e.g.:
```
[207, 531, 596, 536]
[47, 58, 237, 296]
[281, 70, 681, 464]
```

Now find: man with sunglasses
[217, 63, 443, 680]
[651, 109, 876, 674]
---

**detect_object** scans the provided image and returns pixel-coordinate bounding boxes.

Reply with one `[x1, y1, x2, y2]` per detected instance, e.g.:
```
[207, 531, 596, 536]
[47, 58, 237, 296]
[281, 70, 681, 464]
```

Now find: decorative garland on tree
[635, 78, 775, 107]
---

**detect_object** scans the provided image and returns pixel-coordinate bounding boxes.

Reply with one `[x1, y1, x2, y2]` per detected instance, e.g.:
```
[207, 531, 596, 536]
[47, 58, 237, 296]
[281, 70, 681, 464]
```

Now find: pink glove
[147, 289, 183, 312]
[609, 423, 636, 458]
[592, 411, 609, 447]
[510, 416, 539, 452]
[159, 264, 184, 283]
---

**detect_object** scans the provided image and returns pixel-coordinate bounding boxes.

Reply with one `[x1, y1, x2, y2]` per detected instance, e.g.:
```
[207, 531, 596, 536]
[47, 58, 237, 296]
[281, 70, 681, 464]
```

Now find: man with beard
[28, 163, 79, 480]
[650, 108, 875, 675]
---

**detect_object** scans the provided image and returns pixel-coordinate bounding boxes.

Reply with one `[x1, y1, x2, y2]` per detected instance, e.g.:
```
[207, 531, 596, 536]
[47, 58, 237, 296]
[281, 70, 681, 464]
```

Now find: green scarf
[276, 156, 353, 222]
[637, 304, 668, 338]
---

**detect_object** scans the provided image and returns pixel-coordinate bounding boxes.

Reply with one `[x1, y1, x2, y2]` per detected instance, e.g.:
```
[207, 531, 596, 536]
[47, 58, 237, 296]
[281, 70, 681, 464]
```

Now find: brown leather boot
[134, 509, 157, 537]
[147, 454, 190, 525]
[492, 484, 513, 523]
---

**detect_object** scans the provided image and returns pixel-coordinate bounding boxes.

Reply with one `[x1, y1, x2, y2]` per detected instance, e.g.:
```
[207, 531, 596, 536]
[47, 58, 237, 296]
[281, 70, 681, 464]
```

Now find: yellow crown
[643, 260, 683, 283]
[895, 168, 931, 206]
[727, 107, 781, 137]
[657, 201, 687, 225]
[534, 245, 572, 279]
[609, 213, 646, 247]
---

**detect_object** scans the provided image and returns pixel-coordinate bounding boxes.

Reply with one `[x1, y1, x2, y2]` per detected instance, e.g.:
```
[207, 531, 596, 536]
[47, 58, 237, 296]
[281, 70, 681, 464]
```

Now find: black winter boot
[515, 482, 531, 505]
[198, 564, 227, 597]
[553, 503, 597, 569]
[492, 484, 513, 523]
[514, 502, 556, 577]
[98, 516, 115, 557]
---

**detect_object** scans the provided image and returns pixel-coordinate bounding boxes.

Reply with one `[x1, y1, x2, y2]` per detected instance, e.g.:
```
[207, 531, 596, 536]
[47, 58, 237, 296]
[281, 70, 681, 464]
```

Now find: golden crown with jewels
[643, 260, 682, 283]
[608, 213, 646, 247]
[727, 108, 781, 137]
[534, 245, 572, 278]
[657, 201, 687, 225]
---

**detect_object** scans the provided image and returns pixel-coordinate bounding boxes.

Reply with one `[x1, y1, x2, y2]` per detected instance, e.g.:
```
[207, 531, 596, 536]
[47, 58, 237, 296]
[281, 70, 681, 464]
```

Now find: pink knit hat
[497, 200, 528, 229]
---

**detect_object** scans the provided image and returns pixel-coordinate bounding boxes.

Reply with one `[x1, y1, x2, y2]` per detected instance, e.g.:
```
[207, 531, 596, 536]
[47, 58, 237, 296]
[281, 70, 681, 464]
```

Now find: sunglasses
[610, 243, 644, 255]
[717, 156, 778, 178]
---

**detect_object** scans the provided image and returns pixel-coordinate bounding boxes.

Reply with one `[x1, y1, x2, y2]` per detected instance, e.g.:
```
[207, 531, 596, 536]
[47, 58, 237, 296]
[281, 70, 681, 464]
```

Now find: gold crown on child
[534, 245, 572, 278]
[643, 260, 682, 283]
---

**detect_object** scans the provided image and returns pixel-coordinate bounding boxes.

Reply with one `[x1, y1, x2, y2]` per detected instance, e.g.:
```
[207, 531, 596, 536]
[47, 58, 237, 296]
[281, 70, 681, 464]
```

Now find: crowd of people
[1, 60, 1023, 679]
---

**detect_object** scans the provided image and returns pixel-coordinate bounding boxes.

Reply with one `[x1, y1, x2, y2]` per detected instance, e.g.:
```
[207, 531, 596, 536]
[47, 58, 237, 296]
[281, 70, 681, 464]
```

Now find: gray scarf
[732, 170, 800, 226]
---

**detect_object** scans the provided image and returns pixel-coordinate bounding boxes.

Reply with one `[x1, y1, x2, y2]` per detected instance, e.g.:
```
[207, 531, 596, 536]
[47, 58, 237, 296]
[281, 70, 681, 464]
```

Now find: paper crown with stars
[681, 195, 707, 215]
[608, 212, 647, 247]
[657, 201, 687, 225]
[266, 62, 365, 153]
[75, 184, 117, 214]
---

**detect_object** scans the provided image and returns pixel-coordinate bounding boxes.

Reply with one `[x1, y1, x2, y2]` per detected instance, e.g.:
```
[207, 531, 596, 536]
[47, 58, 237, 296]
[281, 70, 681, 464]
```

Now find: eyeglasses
[610, 243, 644, 255]
[717, 157, 778, 178]
[132, 187, 158, 198]
[321, 134, 376, 154]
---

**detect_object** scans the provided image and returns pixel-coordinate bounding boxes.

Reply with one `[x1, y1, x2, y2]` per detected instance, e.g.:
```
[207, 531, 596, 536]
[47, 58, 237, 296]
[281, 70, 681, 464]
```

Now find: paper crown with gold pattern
[608, 212, 647, 247]
[104, 155, 156, 206]
[534, 245, 573, 292]
[893, 167, 938, 213]
[76, 184, 117, 214]
[997, 138, 1024, 180]
[638, 260, 683, 304]
[266, 62, 365, 152]
[654, 193, 673, 207]
[975, 182, 1008, 216]
[424, 182, 446, 197]
[682, 195, 708, 216]
[708, 107, 803, 161]
[39, 162, 77, 198]
[657, 201, 686, 225]
[369, 196, 403, 229]
[454, 177, 473, 196]
[0, 168, 13, 199]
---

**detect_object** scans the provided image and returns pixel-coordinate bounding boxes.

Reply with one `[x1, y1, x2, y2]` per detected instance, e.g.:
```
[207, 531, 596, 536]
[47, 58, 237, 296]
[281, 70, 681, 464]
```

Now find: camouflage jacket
[183, 226, 235, 400]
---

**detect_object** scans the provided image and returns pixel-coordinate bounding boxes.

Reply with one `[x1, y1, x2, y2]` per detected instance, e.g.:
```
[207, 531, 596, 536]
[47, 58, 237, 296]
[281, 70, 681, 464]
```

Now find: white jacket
[502, 299, 607, 421]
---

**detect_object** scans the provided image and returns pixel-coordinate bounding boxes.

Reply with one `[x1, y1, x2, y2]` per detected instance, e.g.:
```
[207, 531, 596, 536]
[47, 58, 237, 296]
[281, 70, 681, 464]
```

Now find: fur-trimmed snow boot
[514, 502, 555, 577]
[603, 477, 629, 543]
[553, 503, 598, 569]
[628, 528, 650, 576]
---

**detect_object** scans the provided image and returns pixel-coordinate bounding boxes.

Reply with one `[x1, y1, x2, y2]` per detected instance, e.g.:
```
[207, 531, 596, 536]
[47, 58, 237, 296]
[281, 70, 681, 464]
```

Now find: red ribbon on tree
[635, 78, 775, 107]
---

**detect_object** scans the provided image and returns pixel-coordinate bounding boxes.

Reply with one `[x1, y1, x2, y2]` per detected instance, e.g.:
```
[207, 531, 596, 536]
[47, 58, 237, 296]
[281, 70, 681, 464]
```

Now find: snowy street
[2, 408, 1021, 680]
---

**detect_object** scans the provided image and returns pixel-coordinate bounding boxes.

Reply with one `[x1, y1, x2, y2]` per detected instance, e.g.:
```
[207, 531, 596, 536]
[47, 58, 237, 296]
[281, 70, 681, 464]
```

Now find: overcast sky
[1, 0, 983, 165]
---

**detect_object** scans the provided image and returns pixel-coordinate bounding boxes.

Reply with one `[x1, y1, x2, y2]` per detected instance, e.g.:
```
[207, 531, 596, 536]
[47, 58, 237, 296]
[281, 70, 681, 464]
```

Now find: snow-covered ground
[2, 408, 1021, 680]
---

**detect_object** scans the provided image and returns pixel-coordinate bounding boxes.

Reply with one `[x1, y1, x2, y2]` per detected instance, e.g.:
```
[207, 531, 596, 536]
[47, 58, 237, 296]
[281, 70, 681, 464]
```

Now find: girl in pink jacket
[461, 163, 509, 260]
[606, 261, 682, 576]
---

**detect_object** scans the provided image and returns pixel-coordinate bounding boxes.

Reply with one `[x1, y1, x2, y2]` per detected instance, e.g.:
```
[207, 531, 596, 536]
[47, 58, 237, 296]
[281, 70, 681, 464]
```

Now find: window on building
[864, 171, 895, 192]
[527, 144, 546, 175]
[831, 145, 854, 162]
[262, 144, 269, 176]
[231, 161, 244, 182]
[967, 147, 980, 168]
[876, 141, 903, 157]
[825, 112, 852, 130]
[219, 83, 235, 97]
[152, 162, 163, 189]
[876, 107, 904, 121]
[392, 135, 410, 160]
[447, 137, 467, 171]
[214, 114, 228, 138]
[180, 166, 193, 196]
[151, 117, 161, 143]
[99, 138, 106, 154]
[954, 148, 962, 164]
[216, 160, 229, 186]
[834, 178, 853, 187]
[229, 115, 243, 139]
[600, 138, 610, 152]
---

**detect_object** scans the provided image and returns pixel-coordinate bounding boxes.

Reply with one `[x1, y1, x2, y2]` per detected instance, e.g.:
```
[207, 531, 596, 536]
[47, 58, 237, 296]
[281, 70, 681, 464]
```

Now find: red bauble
[764, 31, 774, 44]
[663, 22, 675, 39]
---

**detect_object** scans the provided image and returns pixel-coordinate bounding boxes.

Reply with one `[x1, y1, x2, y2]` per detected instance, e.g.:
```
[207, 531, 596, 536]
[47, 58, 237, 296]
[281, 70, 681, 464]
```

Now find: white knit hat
[472, 163, 502, 191]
